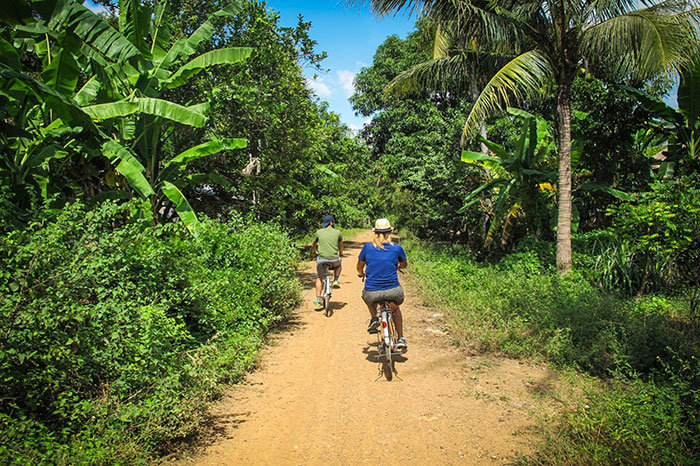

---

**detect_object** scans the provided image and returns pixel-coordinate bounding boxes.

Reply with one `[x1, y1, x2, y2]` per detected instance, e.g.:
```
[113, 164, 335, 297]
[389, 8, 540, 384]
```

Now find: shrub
[0, 200, 301, 464]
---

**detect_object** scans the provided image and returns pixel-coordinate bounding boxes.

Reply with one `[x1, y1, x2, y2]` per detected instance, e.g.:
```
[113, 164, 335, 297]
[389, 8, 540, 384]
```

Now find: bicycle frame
[376, 301, 398, 380]
[320, 263, 337, 316]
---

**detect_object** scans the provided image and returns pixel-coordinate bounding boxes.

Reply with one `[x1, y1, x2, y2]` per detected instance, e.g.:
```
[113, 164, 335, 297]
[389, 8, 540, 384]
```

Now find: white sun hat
[372, 218, 393, 233]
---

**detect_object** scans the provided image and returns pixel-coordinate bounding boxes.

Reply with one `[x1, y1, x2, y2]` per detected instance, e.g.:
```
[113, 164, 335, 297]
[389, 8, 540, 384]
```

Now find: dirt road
[180, 231, 555, 465]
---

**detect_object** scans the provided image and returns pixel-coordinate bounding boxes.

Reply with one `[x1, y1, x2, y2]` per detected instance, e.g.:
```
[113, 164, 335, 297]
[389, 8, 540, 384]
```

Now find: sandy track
[179, 231, 555, 465]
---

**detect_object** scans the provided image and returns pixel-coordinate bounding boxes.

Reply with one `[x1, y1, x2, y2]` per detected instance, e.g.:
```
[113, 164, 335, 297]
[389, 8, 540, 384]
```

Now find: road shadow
[343, 240, 365, 250]
[362, 339, 408, 372]
[298, 268, 316, 288]
[322, 300, 348, 318]
[272, 312, 307, 334]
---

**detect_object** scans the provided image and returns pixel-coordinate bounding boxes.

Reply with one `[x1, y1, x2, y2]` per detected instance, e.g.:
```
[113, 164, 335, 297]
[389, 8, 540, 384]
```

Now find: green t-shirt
[314, 227, 343, 260]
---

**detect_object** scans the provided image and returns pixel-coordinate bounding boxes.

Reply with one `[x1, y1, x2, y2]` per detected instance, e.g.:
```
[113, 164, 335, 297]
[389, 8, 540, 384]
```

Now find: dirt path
[179, 231, 557, 465]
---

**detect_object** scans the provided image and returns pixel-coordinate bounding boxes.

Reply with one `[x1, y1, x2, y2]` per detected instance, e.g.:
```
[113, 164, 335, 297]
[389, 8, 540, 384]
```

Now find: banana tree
[0, 25, 103, 211]
[2, 0, 252, 230]
[622, 62, 700, 178]
[460, 108, 558, 245]
[72, 0, 252, 229]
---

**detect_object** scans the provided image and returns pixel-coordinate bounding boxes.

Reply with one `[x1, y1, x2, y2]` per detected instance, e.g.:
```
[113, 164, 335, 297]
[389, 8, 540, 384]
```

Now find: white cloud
[337, 70, 356, 97]
[306, 77, 332, 98]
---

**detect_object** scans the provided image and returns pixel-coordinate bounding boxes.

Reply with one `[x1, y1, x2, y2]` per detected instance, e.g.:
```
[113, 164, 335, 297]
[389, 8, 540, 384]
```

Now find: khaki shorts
[316, 258, 341, 278]
[362, 285, 404, 306]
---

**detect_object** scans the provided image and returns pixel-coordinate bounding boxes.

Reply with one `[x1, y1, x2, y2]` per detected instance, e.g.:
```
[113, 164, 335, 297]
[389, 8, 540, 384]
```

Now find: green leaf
[0, 66, 95, 128]
[0, 38, 21, 71]
[103, 140, 154, 197]
[461, 150, 500, 164]
[118, 0, 152, 58]
[165, 138, 246, 167]
[582, 182, 635, 201]
[40, 49, 79, 96]
[150, 1, 171, 60]
[678, 65, 700, 134]
[82, 101, 139, 120]
[49, 0, 141, 64]
[137, 97, 207, 127]
[161, 181, 199, 232]
[73, 75, 101, 106]
[506, 107, 535, 119]
[165, 48, 253, 89]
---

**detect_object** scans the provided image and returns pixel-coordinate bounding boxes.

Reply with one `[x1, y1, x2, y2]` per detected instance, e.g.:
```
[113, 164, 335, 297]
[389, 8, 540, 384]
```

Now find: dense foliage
[0, 200, 301, 463]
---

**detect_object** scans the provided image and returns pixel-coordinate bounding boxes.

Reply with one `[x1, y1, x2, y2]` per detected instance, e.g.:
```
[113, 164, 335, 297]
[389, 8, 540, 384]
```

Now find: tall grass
[406, 240, 700, 464]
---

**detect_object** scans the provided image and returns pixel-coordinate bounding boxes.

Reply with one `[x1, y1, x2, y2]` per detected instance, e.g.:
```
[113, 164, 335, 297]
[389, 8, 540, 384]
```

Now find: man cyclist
[356, 218, 408, 350]
[312, 215, 344, 307]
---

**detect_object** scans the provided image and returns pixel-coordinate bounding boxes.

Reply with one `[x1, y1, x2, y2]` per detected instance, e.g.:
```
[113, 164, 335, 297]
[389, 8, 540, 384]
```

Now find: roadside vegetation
[2, 0, 700, 464]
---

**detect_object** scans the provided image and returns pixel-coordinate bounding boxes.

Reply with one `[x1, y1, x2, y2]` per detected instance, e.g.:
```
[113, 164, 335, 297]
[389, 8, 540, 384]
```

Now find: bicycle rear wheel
[323, 276, 331, 315]
[381, 342, 394, 381]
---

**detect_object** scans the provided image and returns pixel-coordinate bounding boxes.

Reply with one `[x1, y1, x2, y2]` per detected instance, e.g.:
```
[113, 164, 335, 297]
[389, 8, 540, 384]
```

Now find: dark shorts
[362, 285, 404, 306]
[316, 258, 341, 278]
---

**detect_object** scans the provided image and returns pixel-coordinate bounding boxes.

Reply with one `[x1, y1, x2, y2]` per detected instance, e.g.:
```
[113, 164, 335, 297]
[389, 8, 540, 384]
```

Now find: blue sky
[266, 1, 417, 131]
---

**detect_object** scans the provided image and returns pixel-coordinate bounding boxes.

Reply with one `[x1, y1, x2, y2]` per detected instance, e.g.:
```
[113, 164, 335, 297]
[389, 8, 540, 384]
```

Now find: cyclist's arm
[398, 260, 408, 270]
[356, 259, 366, 277]
[311, 238, 318, 256]
[338, 240, 344, 257]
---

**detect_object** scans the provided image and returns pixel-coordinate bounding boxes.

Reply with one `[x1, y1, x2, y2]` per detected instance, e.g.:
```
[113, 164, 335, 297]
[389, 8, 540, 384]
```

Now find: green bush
[531, 358, 700, 465]
[0, 200, 301, 464]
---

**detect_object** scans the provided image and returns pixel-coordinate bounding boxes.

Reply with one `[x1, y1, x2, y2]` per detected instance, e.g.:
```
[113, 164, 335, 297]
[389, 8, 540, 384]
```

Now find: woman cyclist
[356, 218, 408, 350]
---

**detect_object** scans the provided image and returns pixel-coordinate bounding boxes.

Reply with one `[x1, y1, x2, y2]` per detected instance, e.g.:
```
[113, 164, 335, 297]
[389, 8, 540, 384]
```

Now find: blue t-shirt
[358, 242, 406, 291]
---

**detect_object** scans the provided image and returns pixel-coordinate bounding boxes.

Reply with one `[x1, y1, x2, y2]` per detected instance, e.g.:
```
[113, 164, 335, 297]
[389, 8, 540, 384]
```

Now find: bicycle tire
[322, 275, 331, 315]
[381, 305, 395, 381]
[382, 341, 393, 380]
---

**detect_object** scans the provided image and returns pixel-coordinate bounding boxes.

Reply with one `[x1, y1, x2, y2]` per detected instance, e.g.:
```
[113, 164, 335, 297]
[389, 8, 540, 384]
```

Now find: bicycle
[373, 300, 400, 381]
[320, 262, 338, 316]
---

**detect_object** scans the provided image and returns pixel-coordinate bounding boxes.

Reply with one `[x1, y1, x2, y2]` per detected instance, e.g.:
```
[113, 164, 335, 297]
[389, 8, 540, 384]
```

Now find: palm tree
[351, 0, 700, 274]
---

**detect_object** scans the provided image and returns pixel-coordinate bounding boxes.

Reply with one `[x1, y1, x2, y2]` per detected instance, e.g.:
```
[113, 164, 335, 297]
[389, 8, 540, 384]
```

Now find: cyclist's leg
[334, 261, 342, 282]
[388, 302, 403, 337]
[315, 260, 328, 302]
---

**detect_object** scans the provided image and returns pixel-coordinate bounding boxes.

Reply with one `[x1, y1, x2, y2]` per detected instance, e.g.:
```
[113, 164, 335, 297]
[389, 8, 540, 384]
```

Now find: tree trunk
[556, 84, 573, 275]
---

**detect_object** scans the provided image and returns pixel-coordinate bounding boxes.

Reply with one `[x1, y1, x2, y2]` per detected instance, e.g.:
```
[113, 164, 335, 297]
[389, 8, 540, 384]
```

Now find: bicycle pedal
[367, 329, 379, 334]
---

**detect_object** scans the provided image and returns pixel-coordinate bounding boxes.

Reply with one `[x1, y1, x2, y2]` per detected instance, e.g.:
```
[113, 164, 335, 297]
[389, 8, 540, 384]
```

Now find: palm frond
[462, 49, 552, 145]
[584, 2, 700, 79]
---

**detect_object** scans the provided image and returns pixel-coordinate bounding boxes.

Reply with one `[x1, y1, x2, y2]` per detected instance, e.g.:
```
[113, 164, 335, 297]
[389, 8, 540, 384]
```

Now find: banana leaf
[40, 49, 79, 96]
[137, 97, 207, 127]
[49, 0, 141, 65]
[165, 47, 253, 89]
[0, 67, 96, 129]
[82, 100, 138, 120]
[165, 138, 247, 167]
[103, 140, 154, 197]
[582, 182, 635, 201]
[0, 37, 21, 71]
[150, 1, 171, 60]
[161, 180, 199, 232]
[118, 0, 152, 58]
[461, 149, 500, 164]
[73, 75, 100, 105]
[458, 178, 509, 212]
